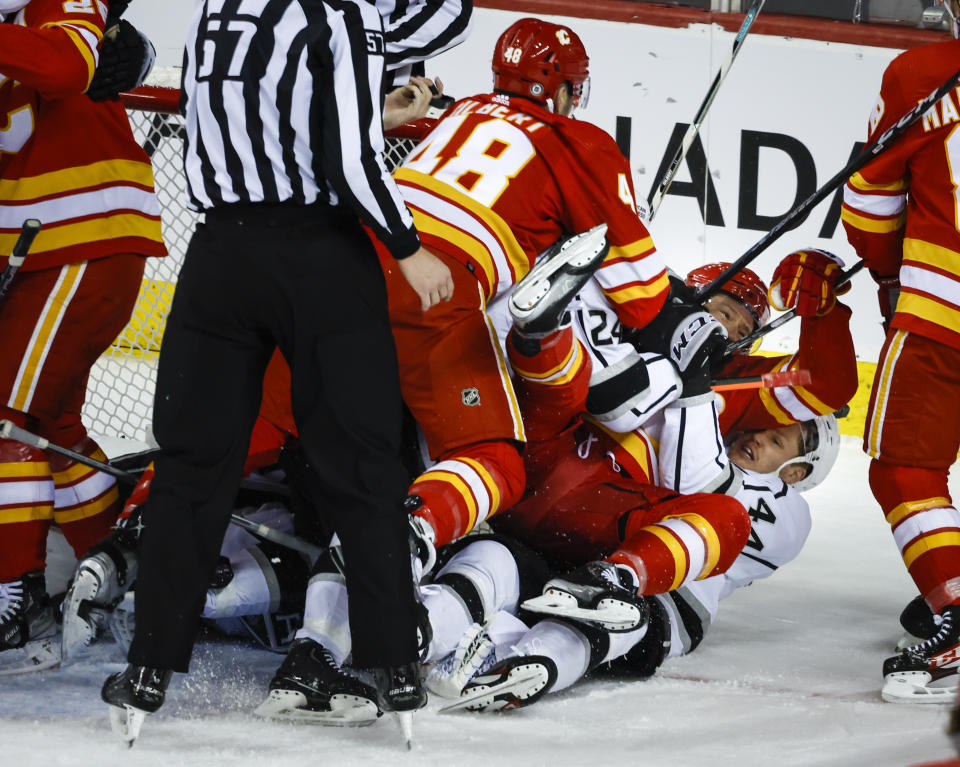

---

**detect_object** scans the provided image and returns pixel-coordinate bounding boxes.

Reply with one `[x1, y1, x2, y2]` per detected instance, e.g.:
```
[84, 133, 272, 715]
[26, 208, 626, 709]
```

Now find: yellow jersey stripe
[395, 168, 529, 282]
[53, 487, 119, 524]
[0, 503, 55, 523]
[0, 159, 156, 202]
[0, 212, 163, 255]
[415, 469, 479, 532]
[0, 461, 51, 478]
[409, 208, 496, 297]
[602, 273, 671, 304]
[903, 530, 960, 570]
[647, 525, 689, 591]
[886, 496, 953, 527]
[868, 330, 906, 455]
[607, 237, 655, 261]
[847, 172, 908, 193]
[667, 512, 722, 580]
[460, 457, 501, 517]
[840, 207, 906, 234]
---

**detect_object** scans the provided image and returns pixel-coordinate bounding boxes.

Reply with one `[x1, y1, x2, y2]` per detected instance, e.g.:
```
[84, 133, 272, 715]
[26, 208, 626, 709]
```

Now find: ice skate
[62, 538, 138, 660]
[521, 561, 648, 632]
[0, 570, 60, 676]
[441, 655, 557, 713]
[254, 638, 381, 726]
[510, 224, 610, 335]
[372, 661, 427, 749]
[101, 664, 172, 746]
[426, 622, 497, 699]
[882, 605, 960, 704]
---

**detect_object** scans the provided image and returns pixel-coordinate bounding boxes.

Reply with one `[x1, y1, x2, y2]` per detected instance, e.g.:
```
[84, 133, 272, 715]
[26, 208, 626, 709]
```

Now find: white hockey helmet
[0, 0, 30, 13]
[779, 414, 841, 493]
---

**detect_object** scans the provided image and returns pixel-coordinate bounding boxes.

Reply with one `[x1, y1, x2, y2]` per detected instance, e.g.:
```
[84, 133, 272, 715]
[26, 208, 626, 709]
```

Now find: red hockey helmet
[686, 263, 770, 326]
[492, 18, 590, 110]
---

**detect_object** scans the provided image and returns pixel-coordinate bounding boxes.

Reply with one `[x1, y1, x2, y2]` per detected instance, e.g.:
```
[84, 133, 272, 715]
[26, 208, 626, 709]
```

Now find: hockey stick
[725, 260, 866, 354]
[711, 368, 810, 392]
[0, 219, 41, 308]
[645, 0, 767, 221]
[697, 65, 960, 303]
[0, 419, 321, 559]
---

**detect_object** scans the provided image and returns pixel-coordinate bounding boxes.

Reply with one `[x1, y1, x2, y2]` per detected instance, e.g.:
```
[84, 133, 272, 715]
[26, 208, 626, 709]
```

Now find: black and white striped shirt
[379, 0, 473, 87]
[182, 0, 419, 258]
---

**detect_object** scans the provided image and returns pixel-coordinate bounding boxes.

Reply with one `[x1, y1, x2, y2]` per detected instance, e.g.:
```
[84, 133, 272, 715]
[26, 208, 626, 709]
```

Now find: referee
[101, 0, 453, 739]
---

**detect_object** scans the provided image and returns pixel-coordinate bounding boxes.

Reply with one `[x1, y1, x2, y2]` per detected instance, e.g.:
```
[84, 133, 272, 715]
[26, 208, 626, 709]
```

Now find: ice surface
[1, 440, 957, 767]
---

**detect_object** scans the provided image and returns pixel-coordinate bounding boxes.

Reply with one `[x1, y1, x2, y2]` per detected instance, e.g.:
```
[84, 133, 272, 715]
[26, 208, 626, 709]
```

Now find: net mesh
[82, 80, 421, 443]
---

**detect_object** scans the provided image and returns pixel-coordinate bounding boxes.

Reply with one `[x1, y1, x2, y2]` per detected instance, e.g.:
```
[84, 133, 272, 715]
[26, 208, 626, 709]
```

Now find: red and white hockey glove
[769, 249, 848, 317]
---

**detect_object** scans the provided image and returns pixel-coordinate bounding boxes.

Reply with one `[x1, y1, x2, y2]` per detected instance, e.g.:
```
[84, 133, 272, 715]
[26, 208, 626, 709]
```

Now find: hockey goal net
[83, 74, 424, 445]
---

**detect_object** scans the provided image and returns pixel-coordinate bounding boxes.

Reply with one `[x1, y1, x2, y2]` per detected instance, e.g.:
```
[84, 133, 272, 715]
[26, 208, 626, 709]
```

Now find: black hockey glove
[86, 19, 156, 102]
[630, 276, 728, 398]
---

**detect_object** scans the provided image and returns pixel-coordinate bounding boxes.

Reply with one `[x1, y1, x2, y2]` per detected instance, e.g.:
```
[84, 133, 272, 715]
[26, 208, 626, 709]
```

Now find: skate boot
[895, 594, 939, 650]
[442, 655, 558, 713]
[0, 570, 59, 676]
[882, 604, 960, 704]
[62, 538, 138, 661]
[102, 664, 172, 745]
[521, 560, 648, 632]
[372, 661, 427, 748]
[426, 622, 497, 698]
[254, 638, 380, 726]
[510, 224, 610, 335]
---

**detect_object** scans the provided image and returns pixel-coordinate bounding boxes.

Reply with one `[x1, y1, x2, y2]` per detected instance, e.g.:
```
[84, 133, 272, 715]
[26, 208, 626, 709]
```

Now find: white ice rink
[2, 440, 958, 767]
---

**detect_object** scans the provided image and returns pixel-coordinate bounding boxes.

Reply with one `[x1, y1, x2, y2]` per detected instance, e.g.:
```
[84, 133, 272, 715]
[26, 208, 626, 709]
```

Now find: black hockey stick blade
[697, 66, 960, 303]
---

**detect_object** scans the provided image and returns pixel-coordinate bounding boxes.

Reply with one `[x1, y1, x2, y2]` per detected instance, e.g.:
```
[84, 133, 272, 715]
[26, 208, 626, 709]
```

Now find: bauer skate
[254, 638, 381, 726]
[882, 604, 960, 704]
[521, 561, 648, 632]
[442, 655, 557, 713]
[372, 661, 427, 749]
[510, 224, 610, 335]
[0, 570, 60, 676]
[102, 664, 172, 746]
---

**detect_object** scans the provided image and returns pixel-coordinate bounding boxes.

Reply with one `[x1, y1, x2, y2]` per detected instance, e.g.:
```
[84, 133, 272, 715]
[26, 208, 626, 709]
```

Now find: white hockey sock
[420, 582, 474, 663]
[202, 548, 273, 619]
[295, 574, 351, 666]
[510, 620, 591, 692]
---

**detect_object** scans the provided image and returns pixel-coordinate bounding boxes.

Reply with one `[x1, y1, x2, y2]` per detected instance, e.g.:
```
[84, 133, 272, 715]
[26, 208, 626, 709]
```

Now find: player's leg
[385, 251, 528, 548]
[863, 330, 960, 702]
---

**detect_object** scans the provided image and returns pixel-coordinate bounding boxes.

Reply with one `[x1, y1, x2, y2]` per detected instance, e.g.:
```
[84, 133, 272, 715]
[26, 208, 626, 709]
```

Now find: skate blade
[521, 591, 641, 631]
[881, 671, 959, 705]
[440, 666, 547, 713]
[61, 570, 100, 661]
[397, 711, 413, 750]
[0, 635, 61, 677]
[109, 704, 146, 746]
[253, 689, 380, 726]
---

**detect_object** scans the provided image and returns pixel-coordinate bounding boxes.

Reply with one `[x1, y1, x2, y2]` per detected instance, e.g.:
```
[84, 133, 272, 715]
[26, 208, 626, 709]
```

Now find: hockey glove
[86, 19, 156, 102]
[769, 249, 847, 317]
[871, 269, 901, 333]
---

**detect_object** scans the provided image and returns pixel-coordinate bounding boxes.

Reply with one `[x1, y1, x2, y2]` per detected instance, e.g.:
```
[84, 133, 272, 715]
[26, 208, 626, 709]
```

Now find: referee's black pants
[128, 202, 419, 671]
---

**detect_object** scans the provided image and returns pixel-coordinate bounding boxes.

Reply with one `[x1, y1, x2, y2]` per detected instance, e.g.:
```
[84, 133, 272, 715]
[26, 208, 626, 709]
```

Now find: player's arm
[0, 2, 105, 98]
[841, 63, 909, 323]
[382, 0, 473, 71]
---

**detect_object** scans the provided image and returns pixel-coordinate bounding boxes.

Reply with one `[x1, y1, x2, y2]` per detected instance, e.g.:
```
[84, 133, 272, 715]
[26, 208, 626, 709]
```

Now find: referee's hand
[398, 247, 454, 311]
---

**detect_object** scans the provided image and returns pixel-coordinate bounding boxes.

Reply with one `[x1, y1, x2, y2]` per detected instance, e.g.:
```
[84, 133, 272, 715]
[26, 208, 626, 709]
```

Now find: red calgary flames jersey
[395, 92, 669, 329]
[842, 38, 960, 349]
[0, 0, 166, 269]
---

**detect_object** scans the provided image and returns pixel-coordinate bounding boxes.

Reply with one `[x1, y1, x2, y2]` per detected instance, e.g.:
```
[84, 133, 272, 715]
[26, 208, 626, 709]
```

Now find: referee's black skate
[101, 664, 172, 746]
[510, 224, 610, 336]
[254, 638, 380, 726]
[373, 661, 427, 749]
[882, 604, 960, 704]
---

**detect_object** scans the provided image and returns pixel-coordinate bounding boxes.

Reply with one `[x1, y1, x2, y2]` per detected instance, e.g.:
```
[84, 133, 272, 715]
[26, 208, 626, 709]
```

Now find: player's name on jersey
[447, 96, 547, 135]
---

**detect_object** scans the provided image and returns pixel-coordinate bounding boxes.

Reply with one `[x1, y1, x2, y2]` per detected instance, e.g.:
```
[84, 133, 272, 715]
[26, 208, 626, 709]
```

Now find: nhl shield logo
[461, 387, 481, 407]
